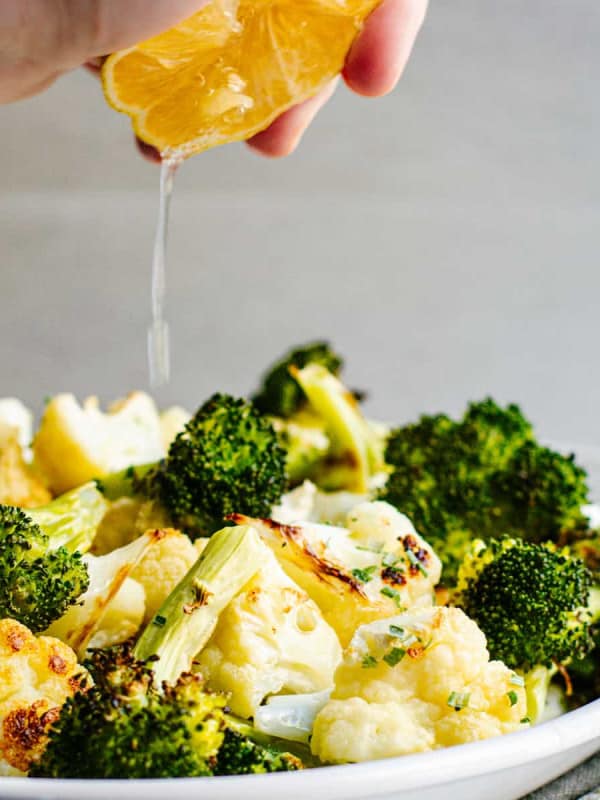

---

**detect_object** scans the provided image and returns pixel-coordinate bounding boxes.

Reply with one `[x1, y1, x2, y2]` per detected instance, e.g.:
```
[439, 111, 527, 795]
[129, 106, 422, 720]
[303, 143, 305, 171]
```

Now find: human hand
[248, 0, 428, 157]
[0, 0, 427, 158]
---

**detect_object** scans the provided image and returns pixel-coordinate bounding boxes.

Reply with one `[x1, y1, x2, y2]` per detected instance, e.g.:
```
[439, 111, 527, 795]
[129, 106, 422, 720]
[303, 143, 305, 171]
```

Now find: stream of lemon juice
[147, 155, 183, 388]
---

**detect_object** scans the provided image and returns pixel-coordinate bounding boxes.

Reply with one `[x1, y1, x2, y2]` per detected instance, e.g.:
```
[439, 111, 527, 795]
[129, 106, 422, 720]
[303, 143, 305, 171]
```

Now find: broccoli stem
[95, 464, 156, 502]
[27, 482, 107, 554]
[133, 524, 265, 686]
[293, 364, 383, 493]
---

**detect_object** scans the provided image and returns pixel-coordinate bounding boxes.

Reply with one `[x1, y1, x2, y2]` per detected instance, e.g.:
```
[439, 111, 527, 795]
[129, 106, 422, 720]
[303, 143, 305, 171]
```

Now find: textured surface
[1, 1, 600, 452]
[524, 752, 600, 799]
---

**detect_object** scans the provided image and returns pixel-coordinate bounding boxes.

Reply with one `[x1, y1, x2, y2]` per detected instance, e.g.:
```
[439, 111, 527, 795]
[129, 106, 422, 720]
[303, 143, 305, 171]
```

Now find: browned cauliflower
[0, 423, 50, 509]
[236, 501, 442, 646]
[0, 619, 84, 775]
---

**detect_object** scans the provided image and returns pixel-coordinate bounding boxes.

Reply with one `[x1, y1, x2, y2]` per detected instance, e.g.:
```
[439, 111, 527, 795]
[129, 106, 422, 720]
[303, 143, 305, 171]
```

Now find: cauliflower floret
[0, 399, 33, 454]
[33, 392, 165, 494]
[159, 405, 191, 450]
[131, 529, 199, 621]
[197, 546, 342, 719]
[0, 619, 83, 774]
[238, 501, 441, 645]
[0, 423, 50, 508]
[87, 577, 146, 649]
[311, 606, 527, 763]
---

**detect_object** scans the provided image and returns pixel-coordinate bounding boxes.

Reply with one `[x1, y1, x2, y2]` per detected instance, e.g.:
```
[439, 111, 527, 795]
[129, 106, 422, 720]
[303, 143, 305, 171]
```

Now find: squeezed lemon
[102, 0, 381, 158]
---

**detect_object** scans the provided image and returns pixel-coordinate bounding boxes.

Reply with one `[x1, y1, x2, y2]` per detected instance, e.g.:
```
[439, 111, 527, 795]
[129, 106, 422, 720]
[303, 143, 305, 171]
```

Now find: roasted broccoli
[31, 647, 227, 779]
[214, 729, 302, 775]
[34, 645, 302, 779]
[253, 341, 343, 418]
[292, 364, 385, 493]
[565, 585, 600, 709]
[380, 399, 590, 581]
[0, 482, 107, 632]
[99, 394, 287, 537]
[454, 537, 593, 671]
[567, 619, 600, 710]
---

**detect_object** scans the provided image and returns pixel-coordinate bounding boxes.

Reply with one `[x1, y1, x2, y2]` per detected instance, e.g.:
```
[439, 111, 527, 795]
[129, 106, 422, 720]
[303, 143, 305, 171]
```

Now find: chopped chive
[447, 691, 470, 711]
[352, 565, 378, 583]
[406, 549, 429, 576]
[402, 634, 419, 648]
[509, 674, 525, 687]
[382, 552, 402, 568]
[520, 717, 530, 724]
[389, 624, 405, 637]
[362, 655, 378, 669]
[380, 586, 405, 609]
[506, 691, 519, 707]
[383, 647, 406, 667]
[153, 614, 167, 627]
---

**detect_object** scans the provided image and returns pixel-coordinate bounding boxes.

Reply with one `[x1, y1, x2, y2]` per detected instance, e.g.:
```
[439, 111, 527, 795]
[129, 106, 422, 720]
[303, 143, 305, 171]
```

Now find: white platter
[0, 442, 598, 800]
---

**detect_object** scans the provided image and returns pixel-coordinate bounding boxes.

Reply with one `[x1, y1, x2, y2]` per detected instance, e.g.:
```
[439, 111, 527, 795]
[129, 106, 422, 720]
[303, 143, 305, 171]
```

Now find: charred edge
[182, 584, 213, 615]
[72, 564, 132, 651]
[6, 628, 27, 652]
[401, 534, 431, 575]
[48, 652, 68, 675]
[229, 514, 368, 597]
[2, 700, 60, 769]
[381, 566, 407, 587]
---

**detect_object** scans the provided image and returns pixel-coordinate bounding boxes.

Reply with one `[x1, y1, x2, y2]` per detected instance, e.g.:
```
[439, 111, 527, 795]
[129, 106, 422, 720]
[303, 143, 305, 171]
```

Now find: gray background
[1, 0, 599, 451]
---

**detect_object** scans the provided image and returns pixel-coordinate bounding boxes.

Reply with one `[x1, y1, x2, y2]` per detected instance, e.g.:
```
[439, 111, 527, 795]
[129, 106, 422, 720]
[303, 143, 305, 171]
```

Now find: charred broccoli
[0, 483, 106, 631]
[380, 399, 590, 581]
[454, 537, 593, 671]
[253, 341, 343, 418]
[34, 601, 303, 779]
[31, 647, 226, 779]
[99, 394, 287, 537]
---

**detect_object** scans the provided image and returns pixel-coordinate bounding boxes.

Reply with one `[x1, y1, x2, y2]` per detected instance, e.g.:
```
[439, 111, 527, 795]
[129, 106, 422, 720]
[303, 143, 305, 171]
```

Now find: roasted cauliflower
[235, 501, 441, 645]
[197, 544, 341, 719]
[0, 619, 83, 775]
[311, 606, 527, 763]
[131, 528, 199, 622]
[33, 392, 165, 494]
[0, 423, 50, 509]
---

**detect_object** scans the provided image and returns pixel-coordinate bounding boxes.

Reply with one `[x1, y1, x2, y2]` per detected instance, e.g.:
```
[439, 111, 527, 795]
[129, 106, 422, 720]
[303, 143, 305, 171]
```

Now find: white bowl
[0, 442, 598, 800]
[1, 701, 599, 800]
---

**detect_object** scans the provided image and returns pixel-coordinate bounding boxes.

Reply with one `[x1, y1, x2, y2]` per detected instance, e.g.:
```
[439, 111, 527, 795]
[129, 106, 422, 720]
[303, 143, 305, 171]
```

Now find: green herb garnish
[352, 565, 378, 584]
[383, 647, 406, 667]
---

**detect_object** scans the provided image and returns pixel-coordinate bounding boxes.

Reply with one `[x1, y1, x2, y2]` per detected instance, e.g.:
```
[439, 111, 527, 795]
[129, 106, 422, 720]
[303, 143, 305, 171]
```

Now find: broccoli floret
[253, 341, 343, 418]
[214, 729, 301, 775]
[99, 394, 287, 537]
[488, 443, 589, 543]
[565, 586, 600, 709]
[0, 483, 106, 632]
[31, 647, 227, 779]
[380, 399, 590, 582]
[33, 646, 301, 778]
[454, 538, 593, 672]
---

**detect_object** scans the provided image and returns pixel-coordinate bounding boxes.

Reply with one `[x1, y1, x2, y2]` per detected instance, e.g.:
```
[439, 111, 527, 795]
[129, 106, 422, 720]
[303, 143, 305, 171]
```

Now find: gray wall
[1, 1, 599, 451]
